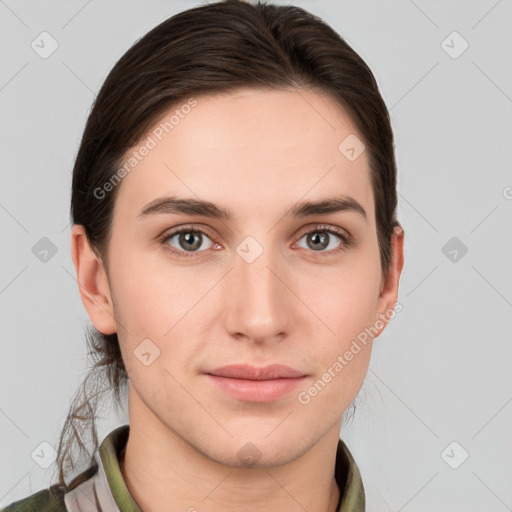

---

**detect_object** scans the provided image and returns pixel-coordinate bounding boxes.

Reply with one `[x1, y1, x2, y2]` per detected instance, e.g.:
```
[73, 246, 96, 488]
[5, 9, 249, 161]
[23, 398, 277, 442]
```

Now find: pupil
[309, 231, 328, 250]
[181, 232, 200, 250]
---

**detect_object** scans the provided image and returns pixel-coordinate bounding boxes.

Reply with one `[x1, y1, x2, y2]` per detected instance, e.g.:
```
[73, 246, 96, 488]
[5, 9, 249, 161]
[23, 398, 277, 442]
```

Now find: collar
[64, 424, 365, 512]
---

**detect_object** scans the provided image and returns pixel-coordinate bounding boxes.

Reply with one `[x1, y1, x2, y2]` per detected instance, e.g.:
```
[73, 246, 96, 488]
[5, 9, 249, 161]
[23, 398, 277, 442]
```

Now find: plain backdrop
[1, 1, 511, 511]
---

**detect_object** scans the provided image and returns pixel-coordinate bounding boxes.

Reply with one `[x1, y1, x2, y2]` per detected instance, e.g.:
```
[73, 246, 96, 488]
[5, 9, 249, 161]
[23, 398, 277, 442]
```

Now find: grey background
[1, 1, 511, 510]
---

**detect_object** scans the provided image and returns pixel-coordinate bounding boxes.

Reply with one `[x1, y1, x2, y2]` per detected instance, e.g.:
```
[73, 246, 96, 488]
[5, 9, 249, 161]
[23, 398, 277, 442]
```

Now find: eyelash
[157, 224, 353, 259]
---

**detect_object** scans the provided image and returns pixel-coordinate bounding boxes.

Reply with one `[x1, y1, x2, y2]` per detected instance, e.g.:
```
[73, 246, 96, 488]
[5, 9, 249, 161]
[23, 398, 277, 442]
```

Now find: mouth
[204, 364, 308, 402]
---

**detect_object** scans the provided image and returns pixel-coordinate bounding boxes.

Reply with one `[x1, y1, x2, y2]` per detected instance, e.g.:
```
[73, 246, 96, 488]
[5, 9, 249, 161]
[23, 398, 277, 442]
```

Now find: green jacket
[1, 424, 365, 511]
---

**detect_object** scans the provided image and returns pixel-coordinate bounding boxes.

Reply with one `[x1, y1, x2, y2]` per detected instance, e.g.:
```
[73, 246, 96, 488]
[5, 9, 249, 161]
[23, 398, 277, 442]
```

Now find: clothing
[0, 424, 365, 511]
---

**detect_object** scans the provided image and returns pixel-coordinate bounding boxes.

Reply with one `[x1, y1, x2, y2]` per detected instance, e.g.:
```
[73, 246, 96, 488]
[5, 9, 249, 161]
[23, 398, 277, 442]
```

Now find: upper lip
[206, 364, 306, 380]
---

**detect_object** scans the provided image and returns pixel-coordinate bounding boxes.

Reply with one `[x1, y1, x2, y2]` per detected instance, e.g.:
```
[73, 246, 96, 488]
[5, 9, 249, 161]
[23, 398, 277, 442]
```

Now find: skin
[71, 87, 404, 512]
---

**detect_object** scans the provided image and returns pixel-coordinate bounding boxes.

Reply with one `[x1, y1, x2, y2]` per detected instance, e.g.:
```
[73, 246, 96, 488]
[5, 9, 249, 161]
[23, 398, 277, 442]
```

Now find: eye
[159, 226, 217, 258]
[295, 225, 351, 254]
[158, 224, 352, 259]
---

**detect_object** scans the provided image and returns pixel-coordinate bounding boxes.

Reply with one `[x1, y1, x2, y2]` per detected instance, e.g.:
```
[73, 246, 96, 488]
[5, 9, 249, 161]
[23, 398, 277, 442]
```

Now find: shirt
[0, 424, 365, 511]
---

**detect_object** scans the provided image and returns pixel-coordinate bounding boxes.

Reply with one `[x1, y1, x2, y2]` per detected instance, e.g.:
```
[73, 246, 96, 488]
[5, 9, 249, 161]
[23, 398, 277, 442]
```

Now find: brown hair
[54, 0, 401, 488]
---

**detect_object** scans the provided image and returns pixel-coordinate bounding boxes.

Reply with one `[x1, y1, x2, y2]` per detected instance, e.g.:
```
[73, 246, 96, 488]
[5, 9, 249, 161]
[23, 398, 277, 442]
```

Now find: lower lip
[205, 374, 307, 402]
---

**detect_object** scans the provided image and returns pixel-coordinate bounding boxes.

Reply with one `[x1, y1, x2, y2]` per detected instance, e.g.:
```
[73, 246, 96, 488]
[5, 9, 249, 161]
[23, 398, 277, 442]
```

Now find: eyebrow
[137, 195, 367, 222]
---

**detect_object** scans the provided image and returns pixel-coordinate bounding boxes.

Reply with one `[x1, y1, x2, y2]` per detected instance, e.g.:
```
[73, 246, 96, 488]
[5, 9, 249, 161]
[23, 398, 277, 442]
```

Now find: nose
[223, 240, 295, 345]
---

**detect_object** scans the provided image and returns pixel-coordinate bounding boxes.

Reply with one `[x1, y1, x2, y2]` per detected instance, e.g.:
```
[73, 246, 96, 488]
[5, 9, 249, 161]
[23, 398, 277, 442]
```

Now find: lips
[206, 364, 306, 380]
[204, 364, 308, 402]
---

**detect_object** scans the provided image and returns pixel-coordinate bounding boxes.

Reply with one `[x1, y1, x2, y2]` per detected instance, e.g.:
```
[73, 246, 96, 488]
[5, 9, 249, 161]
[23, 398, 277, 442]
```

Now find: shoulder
[0, 464, 98, 512]
[0, 484, 66, 512]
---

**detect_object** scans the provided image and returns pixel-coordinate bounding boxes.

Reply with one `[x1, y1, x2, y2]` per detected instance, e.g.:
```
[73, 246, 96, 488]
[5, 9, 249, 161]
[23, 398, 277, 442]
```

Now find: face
[74, 87, 402, 467]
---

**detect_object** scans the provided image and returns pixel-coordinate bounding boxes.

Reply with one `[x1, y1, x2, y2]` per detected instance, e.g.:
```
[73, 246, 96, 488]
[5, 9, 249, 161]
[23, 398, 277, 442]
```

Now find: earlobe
[70, 225, 117, 335]
[374, 226, 405, 335]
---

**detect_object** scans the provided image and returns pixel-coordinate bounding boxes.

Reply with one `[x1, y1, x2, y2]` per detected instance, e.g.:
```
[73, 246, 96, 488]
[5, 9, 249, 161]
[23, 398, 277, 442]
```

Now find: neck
[121, 449, 340, 512]
[119, 390, 343, 512]
[121, 448, 340, 512]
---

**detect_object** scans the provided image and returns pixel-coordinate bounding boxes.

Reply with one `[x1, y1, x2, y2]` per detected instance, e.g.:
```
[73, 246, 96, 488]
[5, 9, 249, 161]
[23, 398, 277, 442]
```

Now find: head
[56, 0, 403, 487]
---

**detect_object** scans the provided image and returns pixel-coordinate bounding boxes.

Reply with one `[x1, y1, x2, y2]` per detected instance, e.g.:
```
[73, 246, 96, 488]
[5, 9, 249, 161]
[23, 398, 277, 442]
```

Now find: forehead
[113, 87, 374, 223]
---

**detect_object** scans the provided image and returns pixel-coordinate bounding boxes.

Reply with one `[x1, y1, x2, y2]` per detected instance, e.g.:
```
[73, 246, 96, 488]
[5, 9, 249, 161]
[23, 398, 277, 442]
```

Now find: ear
[70, 224, 117, 335]
[373, 226, 405, 337]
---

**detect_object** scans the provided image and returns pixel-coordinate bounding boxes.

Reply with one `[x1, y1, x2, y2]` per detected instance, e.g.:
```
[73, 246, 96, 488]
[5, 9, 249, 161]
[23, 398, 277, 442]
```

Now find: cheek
[295, 271, 378, 412]
[328, 277, 380, 344]
[108, 246, 212, 371]
[294, 248, 381, 408]
[109, 225, 381, 382]
[302, 249, 381, 347]
[108, 239, 189, 327]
